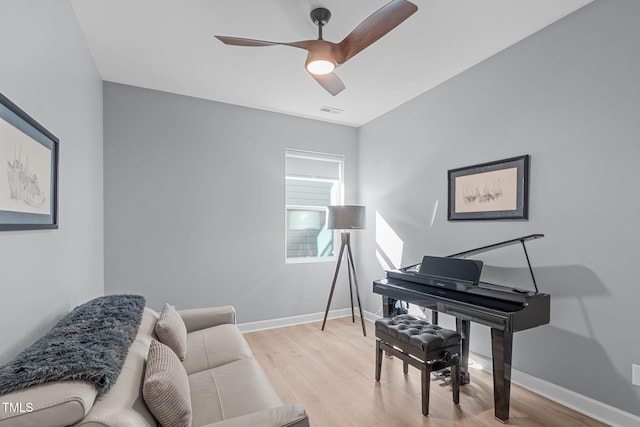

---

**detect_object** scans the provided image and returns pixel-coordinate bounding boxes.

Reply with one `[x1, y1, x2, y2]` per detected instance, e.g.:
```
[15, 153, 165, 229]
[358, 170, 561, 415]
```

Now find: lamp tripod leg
[347, 242, 367, 337]
[321, 240, 346, 331]
[347, 251, 355, 322]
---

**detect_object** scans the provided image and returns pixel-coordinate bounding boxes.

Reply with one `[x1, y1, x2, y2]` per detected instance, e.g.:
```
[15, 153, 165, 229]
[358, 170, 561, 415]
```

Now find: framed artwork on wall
[448, 155, 529, 221]
[0, 93, 59, 231]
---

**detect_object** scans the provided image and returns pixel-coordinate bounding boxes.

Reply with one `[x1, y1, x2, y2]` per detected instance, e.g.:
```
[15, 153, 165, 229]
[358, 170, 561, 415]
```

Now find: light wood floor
[244, 317, 607, 427]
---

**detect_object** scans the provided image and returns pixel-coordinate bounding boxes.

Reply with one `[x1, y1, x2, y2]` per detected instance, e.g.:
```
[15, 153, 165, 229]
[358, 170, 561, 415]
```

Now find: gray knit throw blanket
[0, 294, 145, 396]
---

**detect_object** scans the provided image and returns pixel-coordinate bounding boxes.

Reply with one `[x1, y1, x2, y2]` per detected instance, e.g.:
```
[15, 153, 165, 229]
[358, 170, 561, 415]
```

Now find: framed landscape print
[0, 93, 59, 231]
[448, 155, 529, 221]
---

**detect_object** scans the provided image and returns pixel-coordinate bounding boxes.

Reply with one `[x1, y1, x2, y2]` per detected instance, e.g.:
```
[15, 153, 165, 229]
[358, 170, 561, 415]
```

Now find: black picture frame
[448, 155, 529, 221]
[0, 93, 59, 231]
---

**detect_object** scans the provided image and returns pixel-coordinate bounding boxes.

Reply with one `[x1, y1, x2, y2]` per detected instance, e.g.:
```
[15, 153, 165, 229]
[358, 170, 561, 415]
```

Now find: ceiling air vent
[320, 106, 343, 114]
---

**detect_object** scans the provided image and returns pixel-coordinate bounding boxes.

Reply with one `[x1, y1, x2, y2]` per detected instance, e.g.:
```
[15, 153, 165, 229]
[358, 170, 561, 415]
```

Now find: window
[285, 149, 344, 262]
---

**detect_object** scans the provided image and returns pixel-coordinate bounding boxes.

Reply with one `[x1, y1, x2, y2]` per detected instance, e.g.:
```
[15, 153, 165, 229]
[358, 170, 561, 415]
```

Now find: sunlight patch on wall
[430, 199, 439, 228]
[375, 250, 392, 271]
[375, 211, 404, 270]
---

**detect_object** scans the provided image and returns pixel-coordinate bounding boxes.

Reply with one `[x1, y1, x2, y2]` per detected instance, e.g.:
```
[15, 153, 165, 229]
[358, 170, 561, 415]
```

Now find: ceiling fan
[215, 0, 418, 96]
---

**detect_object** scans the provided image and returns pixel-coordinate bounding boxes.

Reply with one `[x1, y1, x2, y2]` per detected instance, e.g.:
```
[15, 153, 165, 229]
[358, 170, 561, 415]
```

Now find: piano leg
[382, 296, 413, 317]
[456, 318, 471, 385]
[491, 328, 513, 423]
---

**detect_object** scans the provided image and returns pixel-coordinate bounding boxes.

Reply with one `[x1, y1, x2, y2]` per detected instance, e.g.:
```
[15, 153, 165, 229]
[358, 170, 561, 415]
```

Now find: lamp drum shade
[327, 205, 366, 230]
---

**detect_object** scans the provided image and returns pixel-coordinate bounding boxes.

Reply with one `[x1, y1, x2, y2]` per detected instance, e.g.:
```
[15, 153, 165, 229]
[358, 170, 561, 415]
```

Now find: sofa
[0, 300, 309, 427]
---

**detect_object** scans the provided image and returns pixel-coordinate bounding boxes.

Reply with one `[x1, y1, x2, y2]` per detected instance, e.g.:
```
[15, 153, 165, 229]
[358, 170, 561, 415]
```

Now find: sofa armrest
[201, 403, 308, 427]
[178, 305, 236, 332]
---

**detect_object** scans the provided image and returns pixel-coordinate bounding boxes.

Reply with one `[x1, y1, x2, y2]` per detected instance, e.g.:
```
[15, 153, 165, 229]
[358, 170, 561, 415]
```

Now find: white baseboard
[470, 353, 640, 427]
[239, 311, 640, 426]
[237, 308, 360, 333]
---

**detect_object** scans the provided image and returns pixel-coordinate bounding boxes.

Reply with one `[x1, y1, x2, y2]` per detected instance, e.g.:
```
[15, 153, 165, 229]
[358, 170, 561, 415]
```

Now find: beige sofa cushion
[155, 303, 188, 361]
[0, 381, 97, 427]
[143, 340, 192, 427]
[76, 307, 159, 427]
[198, 404, 309, 427]
[183, 324, 252, 375]
[188, 358, 282, 427]
[179, 306, 236, 332]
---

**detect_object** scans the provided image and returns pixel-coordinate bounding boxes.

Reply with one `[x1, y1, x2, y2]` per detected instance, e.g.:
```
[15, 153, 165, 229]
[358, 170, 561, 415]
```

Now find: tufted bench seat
[375, 314, 461, 416]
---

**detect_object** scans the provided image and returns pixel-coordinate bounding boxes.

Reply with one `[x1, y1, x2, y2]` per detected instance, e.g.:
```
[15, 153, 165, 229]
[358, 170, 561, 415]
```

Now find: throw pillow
[155, 303, 187, 360]
[143, 340, 192, 427]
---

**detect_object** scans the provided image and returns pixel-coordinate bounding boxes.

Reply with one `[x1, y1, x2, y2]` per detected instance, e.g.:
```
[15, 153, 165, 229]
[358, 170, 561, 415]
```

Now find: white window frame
[285, 149, 344, 264]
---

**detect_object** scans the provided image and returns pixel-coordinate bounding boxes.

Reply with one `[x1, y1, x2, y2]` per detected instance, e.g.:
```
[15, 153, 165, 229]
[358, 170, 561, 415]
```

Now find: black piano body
[373, 234, 550, 423]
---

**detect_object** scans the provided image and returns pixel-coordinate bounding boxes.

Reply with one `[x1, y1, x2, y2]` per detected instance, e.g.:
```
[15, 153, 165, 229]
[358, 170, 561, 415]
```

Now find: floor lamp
[321, 205, 367, 336]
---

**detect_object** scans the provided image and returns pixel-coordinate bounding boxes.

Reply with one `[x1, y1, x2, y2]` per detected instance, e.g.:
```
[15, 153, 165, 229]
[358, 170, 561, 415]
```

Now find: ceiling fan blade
[335, 0, 418, 64]
[215, 35, 319, 51]
[215, 35, 281, 47]
[309, 71, 346, 96]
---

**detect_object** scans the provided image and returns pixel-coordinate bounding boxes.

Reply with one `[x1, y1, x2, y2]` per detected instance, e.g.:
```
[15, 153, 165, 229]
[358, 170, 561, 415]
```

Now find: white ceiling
[70, 0, 592, 127]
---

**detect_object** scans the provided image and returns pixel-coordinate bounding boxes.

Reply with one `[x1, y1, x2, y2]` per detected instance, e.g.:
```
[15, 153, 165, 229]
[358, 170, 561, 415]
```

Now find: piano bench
[375, 314, 461, 416]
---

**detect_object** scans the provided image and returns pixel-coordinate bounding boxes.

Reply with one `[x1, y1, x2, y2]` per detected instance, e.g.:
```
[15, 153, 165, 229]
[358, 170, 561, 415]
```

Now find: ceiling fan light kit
[305, 40, 336, 75]
[215, 0, 418, 95]
[306, 58, 335, 75]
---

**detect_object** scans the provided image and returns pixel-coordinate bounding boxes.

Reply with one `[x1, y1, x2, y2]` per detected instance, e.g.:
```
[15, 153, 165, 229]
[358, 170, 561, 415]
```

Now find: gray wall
[103, 83, 358, 322]
[4, 0, 634, 417]
[0, 1, 104, 364]
[357, 0, 640, 416]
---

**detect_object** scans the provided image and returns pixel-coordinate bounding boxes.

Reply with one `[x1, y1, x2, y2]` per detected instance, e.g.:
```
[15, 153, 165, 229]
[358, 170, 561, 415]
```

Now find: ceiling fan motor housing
[310, 7, 331, 26]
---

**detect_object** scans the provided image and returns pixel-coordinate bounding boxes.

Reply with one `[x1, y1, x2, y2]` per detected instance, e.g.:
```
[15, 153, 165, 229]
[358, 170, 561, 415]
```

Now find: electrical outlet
[633, 364, 640, 387]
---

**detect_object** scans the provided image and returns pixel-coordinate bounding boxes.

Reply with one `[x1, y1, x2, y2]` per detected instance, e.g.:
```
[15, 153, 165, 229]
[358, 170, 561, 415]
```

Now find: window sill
[285, 256, 337, 265]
